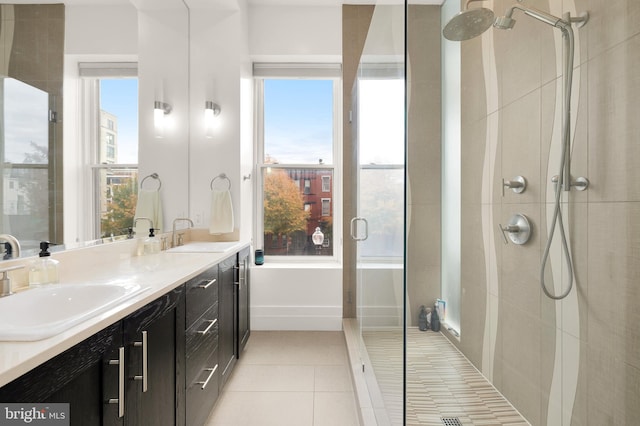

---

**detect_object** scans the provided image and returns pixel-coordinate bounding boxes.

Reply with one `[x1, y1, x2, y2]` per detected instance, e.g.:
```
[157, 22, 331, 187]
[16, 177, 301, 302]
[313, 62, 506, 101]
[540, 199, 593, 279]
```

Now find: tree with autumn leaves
[101, 178, 138, 237]
[263, 170, 309, 243]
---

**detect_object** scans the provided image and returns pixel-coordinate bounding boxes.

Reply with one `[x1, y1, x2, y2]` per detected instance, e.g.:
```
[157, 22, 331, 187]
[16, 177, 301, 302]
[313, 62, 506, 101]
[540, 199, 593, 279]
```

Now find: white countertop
[0, 240, 250, 387]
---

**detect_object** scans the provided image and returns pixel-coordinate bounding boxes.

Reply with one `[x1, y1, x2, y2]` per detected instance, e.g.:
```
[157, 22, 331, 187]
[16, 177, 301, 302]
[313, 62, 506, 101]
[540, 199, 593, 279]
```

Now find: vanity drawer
[186, 264, 218, 328]
[186, 349, 220, 426]
[186, 303, 219, 385]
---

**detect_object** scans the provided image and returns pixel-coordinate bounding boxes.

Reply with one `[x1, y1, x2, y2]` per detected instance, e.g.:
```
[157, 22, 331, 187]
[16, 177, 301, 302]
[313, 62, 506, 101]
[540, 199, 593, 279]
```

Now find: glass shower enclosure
[349, 4, 406, 425]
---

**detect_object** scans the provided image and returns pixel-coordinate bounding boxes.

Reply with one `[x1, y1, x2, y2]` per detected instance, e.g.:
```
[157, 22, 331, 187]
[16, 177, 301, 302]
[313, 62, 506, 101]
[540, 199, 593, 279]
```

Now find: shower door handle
[350, 217, 369, 241]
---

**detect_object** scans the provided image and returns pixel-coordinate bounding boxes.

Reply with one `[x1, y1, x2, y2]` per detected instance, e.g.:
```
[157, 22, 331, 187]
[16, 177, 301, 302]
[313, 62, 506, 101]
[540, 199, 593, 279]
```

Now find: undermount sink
[166, 241, 239, 253]
[0, 283, 146, 341]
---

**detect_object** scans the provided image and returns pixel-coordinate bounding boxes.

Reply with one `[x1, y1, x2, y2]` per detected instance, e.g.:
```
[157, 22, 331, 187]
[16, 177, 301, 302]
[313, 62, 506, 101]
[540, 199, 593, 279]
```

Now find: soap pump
[28, 241, 60, 287]
[143, 228, 161, 255]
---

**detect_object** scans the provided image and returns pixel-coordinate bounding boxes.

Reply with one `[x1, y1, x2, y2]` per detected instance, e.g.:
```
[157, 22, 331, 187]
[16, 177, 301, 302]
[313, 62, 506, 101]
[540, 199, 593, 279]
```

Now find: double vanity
[0, 238, 250, 426]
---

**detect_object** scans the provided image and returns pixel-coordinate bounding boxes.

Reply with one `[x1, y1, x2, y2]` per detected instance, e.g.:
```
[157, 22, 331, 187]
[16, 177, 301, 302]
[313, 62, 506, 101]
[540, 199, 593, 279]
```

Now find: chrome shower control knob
[498, 214, 532, 245]
[502, 176, 527, 195]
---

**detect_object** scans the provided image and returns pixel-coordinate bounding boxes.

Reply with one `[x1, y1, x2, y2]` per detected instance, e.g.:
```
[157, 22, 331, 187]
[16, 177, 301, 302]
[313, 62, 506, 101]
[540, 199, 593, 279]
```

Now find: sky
[100, 79, 139, 164]
[264, 79, 334, 165]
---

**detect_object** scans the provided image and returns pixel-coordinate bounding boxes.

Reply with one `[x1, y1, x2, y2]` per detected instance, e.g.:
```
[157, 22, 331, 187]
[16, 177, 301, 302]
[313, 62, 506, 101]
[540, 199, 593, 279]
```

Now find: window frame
[253, 64, 342, 263]
[79, 62, 139, 240]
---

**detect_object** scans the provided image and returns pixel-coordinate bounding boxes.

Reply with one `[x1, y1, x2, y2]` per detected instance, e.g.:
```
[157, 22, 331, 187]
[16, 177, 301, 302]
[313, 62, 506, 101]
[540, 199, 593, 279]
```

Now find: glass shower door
[351, 5, 406, 423]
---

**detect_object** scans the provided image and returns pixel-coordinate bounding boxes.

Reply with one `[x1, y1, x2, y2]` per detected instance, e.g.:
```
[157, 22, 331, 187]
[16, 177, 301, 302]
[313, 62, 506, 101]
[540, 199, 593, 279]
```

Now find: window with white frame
[322, 175, 331, 192]
[79, 62, 139, 239]
[321, 198, 331, 217]
[254, 63, 341, 258]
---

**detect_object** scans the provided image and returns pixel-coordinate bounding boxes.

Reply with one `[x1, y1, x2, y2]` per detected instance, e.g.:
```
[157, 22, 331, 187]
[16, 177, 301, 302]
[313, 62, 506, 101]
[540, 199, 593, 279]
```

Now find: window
[321, 198, 331, 217]
[255, 64, 341, 259]
[80, 62, 139, 239]
[357, 77, 405, 259]
[322, 175, 331, 192]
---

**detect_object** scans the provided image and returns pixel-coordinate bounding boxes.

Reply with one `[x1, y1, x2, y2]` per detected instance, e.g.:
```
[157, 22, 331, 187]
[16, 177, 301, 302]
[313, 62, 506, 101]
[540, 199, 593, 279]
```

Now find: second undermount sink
[0, 283, 146, 341]
[166, 241, 240, 253]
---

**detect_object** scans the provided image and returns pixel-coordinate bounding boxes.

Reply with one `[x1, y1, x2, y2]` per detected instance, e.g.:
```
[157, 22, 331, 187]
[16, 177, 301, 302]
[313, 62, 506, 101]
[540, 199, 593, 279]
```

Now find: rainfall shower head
[443, 7, 495, 41]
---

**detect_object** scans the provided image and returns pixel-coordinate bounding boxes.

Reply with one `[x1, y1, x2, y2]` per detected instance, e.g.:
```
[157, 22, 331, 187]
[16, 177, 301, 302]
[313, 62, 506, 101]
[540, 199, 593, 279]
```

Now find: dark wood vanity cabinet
[0, 247, 251, 426]
[184, 265, 220, 426]
[119, 286, 185, 426]
[0, 287, 186, 426]
[237, 247, 250, 356]
[218, 254, 237, 388]
[0, 322, 122, 426]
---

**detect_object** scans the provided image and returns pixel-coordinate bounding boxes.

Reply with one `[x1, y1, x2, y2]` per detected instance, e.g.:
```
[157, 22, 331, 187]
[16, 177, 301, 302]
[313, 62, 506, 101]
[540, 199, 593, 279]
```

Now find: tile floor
[362, 329, 529, 426]
[205, 331, 361, 426]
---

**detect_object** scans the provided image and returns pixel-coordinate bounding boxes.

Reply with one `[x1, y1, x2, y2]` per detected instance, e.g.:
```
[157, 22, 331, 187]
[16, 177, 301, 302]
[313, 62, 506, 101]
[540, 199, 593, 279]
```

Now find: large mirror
[1, 0, 189, 259]
[0, 3, 64, 256]
[0, 77, 52, 252]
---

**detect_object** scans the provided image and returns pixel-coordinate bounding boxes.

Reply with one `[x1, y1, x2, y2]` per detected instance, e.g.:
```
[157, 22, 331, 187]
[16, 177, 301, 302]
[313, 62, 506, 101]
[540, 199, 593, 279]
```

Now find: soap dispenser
[28, 241, 59, 287]
[143, 228, 161, 255]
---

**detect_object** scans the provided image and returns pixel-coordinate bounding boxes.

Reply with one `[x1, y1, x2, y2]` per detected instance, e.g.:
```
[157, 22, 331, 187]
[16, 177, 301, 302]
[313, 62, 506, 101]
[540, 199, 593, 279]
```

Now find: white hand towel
[134, 189, 163, 236]
[209, 189, 234, 234]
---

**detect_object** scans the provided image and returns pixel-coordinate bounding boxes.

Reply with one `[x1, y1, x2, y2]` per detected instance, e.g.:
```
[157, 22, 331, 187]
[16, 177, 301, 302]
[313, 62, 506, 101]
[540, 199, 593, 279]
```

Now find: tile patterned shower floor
[362, 329, 529, 426]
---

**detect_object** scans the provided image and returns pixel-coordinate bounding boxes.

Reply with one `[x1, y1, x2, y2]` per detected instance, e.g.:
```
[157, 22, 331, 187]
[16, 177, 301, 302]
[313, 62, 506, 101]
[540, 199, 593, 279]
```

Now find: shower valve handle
[502, 176, 527, 196]
[498, 214, 532, 245]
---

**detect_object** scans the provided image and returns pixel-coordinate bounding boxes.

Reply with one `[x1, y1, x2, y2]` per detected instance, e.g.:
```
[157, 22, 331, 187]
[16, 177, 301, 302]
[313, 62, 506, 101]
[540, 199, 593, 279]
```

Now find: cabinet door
[0, 322, 122, 426]
[124, 286, 185, 426]
[237, 247, 250, 356]
[218, 255, 237, 387]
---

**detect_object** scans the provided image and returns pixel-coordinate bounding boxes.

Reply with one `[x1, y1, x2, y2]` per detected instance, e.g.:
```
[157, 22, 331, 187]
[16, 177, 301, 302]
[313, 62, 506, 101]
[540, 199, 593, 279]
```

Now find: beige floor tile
[225, 364, 315, 392]
[206, 390, 314, 426]
[206, 331, 357, 426]
[313, 391, 360, 426]
[314, 365, 354, 392]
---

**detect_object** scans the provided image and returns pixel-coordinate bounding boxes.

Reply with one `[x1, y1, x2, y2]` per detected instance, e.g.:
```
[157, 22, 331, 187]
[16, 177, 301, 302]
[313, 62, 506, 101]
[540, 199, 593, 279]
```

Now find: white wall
[188, 1, 251, 240]
[251, 265, 343, 330]
[137, 5, 191, 233]
[249, 5, 341, 61]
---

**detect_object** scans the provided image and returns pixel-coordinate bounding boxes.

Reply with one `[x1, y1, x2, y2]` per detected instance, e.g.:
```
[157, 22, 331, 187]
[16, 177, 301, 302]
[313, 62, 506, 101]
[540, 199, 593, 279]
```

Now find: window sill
[253, 261, 342, 269]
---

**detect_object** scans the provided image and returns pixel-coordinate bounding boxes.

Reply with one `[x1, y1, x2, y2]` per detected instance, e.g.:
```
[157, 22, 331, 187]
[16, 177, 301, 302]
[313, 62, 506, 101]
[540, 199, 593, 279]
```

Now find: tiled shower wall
[444, 0, 640, 424]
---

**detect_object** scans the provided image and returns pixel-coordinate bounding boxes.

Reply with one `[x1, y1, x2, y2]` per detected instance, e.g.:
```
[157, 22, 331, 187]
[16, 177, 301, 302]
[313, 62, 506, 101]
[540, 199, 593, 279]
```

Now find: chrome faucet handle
[501, 176, 527, 196]
[498, 214, 532, 245]
[0, 265, 25, 297]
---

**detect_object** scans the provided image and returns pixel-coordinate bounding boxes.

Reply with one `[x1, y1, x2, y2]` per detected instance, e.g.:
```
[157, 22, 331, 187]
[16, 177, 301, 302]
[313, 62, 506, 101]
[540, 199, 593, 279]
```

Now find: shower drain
[441, 417, 463, 426]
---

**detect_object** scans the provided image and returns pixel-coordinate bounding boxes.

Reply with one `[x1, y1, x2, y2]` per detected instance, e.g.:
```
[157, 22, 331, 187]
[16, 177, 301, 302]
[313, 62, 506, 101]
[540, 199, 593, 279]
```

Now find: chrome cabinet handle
[197, 319, 217, 335]
[133, 330, 148, 392]
[350, 217, 369, 241]
[197, 365, 218, 390]
[198, 278, 216, 289]
[108, 346, 125, 418]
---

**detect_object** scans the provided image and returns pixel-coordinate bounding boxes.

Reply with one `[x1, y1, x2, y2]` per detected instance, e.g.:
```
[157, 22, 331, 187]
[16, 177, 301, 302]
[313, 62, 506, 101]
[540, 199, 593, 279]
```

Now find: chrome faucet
[0, 234, 21, 259]
[0, 265, 24, 297]
[133, 217, 154, 236]
[172, 218, 194, 247]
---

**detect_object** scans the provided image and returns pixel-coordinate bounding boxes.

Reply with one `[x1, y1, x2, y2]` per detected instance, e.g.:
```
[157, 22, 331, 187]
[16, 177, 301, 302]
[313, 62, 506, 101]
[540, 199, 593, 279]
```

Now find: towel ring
[141, 173, 162, 191]
[210, 173, 231, 191]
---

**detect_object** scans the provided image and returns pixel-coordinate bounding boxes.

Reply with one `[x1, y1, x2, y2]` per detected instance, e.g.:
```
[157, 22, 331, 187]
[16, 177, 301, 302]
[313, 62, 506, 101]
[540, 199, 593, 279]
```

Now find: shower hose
[539, 24, 575, 301]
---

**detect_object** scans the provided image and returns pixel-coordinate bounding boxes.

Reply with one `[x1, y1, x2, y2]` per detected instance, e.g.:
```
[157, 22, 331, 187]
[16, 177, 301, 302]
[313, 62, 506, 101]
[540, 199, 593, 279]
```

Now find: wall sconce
[154, 101, 172, 138]
[204, 101, 221, 138]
